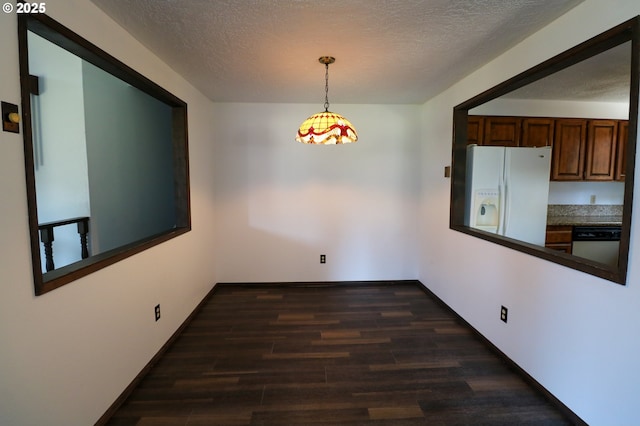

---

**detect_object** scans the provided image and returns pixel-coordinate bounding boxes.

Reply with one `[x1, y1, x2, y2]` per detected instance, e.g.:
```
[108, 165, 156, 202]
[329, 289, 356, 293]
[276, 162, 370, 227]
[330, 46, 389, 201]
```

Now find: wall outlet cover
[500, 306, 508, 323]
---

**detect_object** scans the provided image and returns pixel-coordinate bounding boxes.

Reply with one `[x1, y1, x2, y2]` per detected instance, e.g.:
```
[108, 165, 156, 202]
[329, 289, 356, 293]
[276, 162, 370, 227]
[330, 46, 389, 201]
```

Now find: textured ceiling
[505, 41, 631, 102]
[89, 0, 584, 105]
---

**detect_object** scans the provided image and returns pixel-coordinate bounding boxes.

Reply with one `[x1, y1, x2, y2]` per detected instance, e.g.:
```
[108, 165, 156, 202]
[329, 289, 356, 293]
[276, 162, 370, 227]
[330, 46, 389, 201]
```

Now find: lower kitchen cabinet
[545, 225, 573, 254]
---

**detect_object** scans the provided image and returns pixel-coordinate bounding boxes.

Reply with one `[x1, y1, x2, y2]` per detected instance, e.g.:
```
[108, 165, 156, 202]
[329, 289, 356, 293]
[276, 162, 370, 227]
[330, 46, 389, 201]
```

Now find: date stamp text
[3, 2, 47, 14]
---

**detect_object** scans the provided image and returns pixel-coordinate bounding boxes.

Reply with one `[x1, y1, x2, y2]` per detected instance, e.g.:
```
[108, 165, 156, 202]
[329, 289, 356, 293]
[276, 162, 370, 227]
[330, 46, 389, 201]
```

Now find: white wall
[419, 1, 640, 424]
[472, 98, 630, 120]
[82, 61, 176, 253]
[28, 31, 91, 270]
[212, 103, 420, 282]
[548, 181, 625, 205]
[0, 1, 217, 425]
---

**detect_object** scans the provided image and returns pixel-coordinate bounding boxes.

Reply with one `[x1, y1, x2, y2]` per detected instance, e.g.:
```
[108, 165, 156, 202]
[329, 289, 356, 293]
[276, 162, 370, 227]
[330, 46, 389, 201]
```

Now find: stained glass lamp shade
[296, 57, 358, 145]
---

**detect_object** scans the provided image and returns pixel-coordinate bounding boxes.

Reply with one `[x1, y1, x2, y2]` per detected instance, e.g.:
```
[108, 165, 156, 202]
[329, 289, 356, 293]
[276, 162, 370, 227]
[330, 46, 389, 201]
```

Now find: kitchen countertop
[547, 204, 623, 227]
[546, 215, 622, 226]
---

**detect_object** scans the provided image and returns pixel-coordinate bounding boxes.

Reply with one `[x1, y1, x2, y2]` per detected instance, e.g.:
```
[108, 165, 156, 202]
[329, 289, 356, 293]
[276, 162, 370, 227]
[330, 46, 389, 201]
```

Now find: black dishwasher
[572, 226, 621, 266]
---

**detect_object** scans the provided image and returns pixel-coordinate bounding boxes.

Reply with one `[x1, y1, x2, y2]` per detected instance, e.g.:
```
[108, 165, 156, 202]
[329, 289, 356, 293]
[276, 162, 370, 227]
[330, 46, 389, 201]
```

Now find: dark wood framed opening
[18, 13, 191, 295]
[450, 17, 639, 285]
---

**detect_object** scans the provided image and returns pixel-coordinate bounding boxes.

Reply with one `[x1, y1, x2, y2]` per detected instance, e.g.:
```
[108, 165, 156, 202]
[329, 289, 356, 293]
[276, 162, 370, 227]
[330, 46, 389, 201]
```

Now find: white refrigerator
[464, 145, 552, 246]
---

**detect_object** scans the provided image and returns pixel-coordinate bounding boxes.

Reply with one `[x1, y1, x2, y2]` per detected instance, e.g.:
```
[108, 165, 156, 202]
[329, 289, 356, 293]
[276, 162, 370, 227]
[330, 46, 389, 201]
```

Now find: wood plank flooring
[105, 282, 574, 425]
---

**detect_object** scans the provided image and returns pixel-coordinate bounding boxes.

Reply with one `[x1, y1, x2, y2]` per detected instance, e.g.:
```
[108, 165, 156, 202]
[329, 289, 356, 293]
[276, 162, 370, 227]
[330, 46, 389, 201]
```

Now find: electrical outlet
[155, 304, 161, 321]
[320, 254, 326, 264]
[590, 194, 596, 204]
[500, 305, 508, 323]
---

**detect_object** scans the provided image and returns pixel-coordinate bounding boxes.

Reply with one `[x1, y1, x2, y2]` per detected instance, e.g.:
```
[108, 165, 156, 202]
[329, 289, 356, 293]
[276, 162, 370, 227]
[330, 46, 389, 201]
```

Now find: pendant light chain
[324, 62, 330, 112]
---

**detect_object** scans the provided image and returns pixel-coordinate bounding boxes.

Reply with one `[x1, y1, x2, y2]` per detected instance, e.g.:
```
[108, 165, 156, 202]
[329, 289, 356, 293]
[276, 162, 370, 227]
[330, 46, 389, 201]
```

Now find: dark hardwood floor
[105, 282, 574, 425]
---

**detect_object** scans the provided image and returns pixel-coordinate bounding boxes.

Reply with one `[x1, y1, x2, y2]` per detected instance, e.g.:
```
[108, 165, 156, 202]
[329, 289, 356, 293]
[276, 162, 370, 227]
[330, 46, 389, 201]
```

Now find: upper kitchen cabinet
[467, 116, 484, 145]
[551, 119, 587, 180]
[521, 118, 554, 147]
[551, 118, 627, 181]
[466, 116, 555, 147]
[482, 116, 521, 146]
[467, 115, 627, 181]
[585, 120, 618, 180]
[616, 121, 629, 181]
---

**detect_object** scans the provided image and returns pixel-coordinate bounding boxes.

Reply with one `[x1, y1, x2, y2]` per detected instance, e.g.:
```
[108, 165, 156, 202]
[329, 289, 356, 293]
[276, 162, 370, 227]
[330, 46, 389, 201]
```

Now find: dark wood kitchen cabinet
[551, 119, 587, 180]
[467, 115, 552, 147]
[483, 116, 521, 146]
[616, 120, 628, 181]
[521, 118, 554, 147]
[467, 115, 627, 181]
[584, 119, 618, 180]
[545, 225, 573, 254]
[467, 116, 484, 145]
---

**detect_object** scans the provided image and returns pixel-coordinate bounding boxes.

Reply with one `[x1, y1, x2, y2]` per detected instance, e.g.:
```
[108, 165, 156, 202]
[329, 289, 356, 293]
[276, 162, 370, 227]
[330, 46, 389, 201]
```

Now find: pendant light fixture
[296, 56, 358, 144]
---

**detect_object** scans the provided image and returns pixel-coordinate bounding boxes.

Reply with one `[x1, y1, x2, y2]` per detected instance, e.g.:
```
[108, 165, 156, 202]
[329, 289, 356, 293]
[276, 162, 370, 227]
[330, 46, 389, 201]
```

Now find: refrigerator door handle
[497, 148, 507, 235]
[497, 183, 506, 235]
[502, 182, 509, 236]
